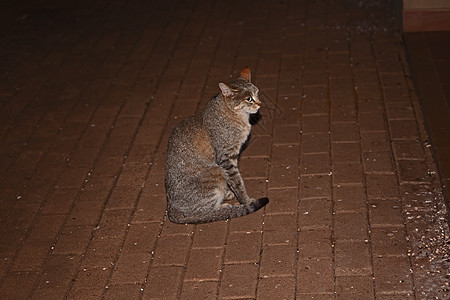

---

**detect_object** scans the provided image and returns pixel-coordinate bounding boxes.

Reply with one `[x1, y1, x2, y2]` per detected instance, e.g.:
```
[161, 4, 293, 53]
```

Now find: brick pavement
[0, 0, 449, 299]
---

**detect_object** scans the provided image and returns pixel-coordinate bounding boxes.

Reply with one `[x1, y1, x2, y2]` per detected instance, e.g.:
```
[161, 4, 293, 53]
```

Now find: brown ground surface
[0, 0, 449, 299]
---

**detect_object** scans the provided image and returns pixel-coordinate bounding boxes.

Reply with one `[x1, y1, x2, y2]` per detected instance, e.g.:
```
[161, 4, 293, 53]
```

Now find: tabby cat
[165, 67, 269, 224]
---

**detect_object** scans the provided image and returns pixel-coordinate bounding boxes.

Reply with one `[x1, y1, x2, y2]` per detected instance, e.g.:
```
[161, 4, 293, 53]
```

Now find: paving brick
[360, 131, 391, 152]
[53, 225, 93, 255]
[359, 111, 387, 132]
[336, 276, 374, 299]
[18, 177, 55, 205]
[371, 227, 408, 256]
[366, 174, 399, 198]
[375, 293, 415, 300]
[333, 162, 364, 184]
[122, 223, 160, 253]
[219, 264, 258, 299]
[180, 281, 218, 300]
[332, 142, 361, 162]
[12, 239, 52, 272]
[389, 120, 420, 139]
[152, 235, 191, 267]
[266, 187, 298, 214]
[298, 198, 332, 229]
[41, 188, 78, 215]
[229, 206, 265, 233]
[28, 214, 66, 244]
[334, 212, 368, 240]
[333, 185, 366, 212]
[400, 183, 436, 211]
[329, 77, 355, 104]
[369, 198, 404, 226]
[335, 240, 372, 276]
[373, 256, 414, 293]
[82, 176, 115, 195]
[272, 125, 301, 145]
[300, 153, 331, 174]
[225, 232, 262, 264]
[31, 287, 70, 300]
[115, 164, 149, 187]
[302, 98, 329, 116]
[296, 294, 335, 300]
[133, 125, 165, 147]
[298, 228, 333, 259]
[391, 140, 425, 160]
[278, 95, 302, 110]
[300, 175, 331, 199]
[304, 71, 328, 86]
[4, 203, 41, 230]
[105, 185, 141, 211]
[104, 284, 141, 300]
[132, 193, 166, 223]
[69, 267, 110, 300]
[191, 222, 226, 249]
[273, 109, 301, 127]
[35, 255, 81, 294]
[257, 276, 296, 300]
[81, 236, 122, 269]
[301, 133, 330, 154]
[301, 115, 330, 133]
[185, 248, 223, 281]
[260, 244, 297, 277]
[271, 144, 299, 167]
[385, 101, 415, 120]
[397, 159, 429, 183]
[239, 157, 269, 178]
[55, 166, 90, 189]
[110, 252, 150, 285]
[91, 156, 123, 178]
[67, 200, 105, 226]
[331, 104, 357, 123]
[242, 178, 268, 201]
[269, 165, 298, 189]
[0, 272, 39, 299]
[331, 122, 360, 142]
[143, 266, 183, 300]
[362, 151, 395, 173]
[102, 136, 133, 158]
[68, 146, 101, 167]
[297, 258, 334, 294]
[94, 209, 130, 239]
[263, 213, 297, 246]
[409, 258, 447, 299]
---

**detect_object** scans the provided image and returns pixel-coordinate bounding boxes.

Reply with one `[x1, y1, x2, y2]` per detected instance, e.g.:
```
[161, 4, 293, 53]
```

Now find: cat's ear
[239, 67, 251, 82]
[219, 82, 233, 97]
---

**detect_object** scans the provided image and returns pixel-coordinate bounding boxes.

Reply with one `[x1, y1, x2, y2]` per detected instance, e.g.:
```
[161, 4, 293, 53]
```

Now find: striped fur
[165, 68, 269, 224]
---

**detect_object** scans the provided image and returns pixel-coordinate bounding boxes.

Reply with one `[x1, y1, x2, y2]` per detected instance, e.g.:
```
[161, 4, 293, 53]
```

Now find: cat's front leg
[218, 156, 252, 204]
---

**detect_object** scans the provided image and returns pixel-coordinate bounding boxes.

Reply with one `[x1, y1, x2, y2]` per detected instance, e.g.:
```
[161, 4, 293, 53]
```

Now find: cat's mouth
[249, 105, 260, 114]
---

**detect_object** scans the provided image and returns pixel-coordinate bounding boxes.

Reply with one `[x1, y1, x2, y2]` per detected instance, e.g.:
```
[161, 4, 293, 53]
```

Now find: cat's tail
[168, 197, 269, 224]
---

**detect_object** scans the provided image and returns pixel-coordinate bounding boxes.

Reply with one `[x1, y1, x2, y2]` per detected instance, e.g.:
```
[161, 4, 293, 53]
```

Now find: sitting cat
[165, 67, 269, 224]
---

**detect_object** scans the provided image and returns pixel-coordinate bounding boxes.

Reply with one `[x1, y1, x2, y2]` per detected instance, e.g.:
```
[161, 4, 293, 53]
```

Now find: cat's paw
[224, 189, 235, 201]
[244, 197, 256, 205]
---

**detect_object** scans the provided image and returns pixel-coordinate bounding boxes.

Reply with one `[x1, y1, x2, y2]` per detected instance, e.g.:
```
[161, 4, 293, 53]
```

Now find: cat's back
[167, 113, 214, 165]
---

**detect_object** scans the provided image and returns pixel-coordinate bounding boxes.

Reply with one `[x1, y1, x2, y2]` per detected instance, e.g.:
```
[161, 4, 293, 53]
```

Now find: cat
[165, 67, 269, 224]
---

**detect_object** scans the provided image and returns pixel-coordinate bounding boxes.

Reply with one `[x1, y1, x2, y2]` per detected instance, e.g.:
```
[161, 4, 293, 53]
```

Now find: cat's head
[219, 68, 261, 115]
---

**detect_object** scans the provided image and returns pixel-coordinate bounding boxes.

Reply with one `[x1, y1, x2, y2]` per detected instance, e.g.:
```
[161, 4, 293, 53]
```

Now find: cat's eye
[246, 97, 254, 102]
